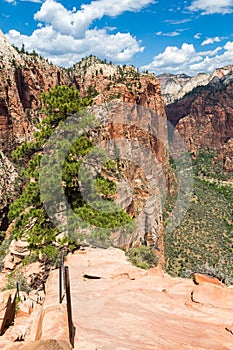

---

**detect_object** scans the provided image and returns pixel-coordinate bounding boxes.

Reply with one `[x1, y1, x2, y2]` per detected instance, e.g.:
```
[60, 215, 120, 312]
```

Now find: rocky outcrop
[3, 239, 30, 271]
[159, 65, 233, 105]
[216, 137, 233, 171]
[0, 152, 17, 231]
[166, 73, 233, 169]
[0, 31, 70, 231]
[0, 30, 69, 152]
[86, 68, 169, 259]
[194, 273, 224, 286]
[0, 33, 171, 258]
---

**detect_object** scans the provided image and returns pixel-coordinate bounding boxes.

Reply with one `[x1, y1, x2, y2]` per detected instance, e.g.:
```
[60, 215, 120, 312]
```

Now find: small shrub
[3, 270, 31, 294]
[126, 246, 158, 269]
[185, 263, 233, 285]
[0, 237, 12, 272]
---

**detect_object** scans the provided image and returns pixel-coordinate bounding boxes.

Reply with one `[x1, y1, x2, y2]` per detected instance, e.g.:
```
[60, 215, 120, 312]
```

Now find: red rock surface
[0, 36, 171, 256]
[193, 273, 224, 286]
[166, 75, 233, 170]
[216, 138, 233, 171]
[5, 339, 72, 350]
[5, 247, 231, 350]
[192, 283, 233, 309]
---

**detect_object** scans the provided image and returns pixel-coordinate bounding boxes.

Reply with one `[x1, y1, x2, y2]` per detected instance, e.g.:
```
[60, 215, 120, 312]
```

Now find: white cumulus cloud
[6, 0, 154, 66]
[141, 43, 201, 74]
[190, 41, 233, 72]
[141, 41, 233, 75]
[7, 27, 144, 66]
[201, 36, 221, 46]
[34, 0, 154, 38]
[188, 0, 233, 15]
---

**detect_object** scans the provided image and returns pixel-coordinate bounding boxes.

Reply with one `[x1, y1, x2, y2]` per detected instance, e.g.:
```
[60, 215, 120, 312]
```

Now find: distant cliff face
[159, 66, 233, 105]
[166, 74, 233, 170]
[0, 30, 70, 151]
[216, 138, 233, 171]
[73, 56, 165, 116]
[0, 33, 170, 261]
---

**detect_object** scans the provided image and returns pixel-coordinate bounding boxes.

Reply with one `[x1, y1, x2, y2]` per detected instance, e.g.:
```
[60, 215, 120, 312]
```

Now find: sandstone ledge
[35, 248, 233, 349]
[1, 247, 233, 349]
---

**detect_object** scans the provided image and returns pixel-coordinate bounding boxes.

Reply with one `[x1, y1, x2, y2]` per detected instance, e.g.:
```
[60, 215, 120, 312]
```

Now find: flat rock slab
[58, 248, 233, 349]
[192, 283, 233, 310]
[3, 248, 233, 349]
[5, 339, 72, 350]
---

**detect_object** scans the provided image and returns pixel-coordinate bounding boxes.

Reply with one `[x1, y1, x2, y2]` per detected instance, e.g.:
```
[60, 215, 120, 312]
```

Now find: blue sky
[1, 0, 233, 75]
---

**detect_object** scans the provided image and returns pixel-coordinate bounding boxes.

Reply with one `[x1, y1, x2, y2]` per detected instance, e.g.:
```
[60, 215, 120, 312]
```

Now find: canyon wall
[159, 65, 233, 105]
[165, 73, 233, 170]
[0, 33, 170, 260]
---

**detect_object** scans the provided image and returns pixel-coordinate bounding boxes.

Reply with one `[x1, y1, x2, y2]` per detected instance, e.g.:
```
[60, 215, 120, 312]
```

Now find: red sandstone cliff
[0, 33, 170, 260]
[166, 75, 233, 170]
[0, 30, 70, 151]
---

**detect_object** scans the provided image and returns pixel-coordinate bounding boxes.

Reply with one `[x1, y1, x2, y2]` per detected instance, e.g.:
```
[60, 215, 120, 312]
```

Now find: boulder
[193, 273, 224, 286]
[3, 254, 16, 271]
[3, 240, 31, 270]
[9, 240, 30, 257]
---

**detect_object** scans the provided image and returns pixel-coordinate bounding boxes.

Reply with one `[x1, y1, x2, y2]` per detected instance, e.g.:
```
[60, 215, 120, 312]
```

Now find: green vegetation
[192, 150, 232, 181]
[8, 85, 133, 260]
[3, 269, 31, 293]
[164, 150, 233, 284]
[0, 234, 11, 272]
[126, 246, 159, 269]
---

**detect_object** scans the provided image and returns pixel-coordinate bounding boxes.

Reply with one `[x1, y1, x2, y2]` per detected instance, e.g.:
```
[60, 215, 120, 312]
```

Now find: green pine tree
[9, 85, 134, 258]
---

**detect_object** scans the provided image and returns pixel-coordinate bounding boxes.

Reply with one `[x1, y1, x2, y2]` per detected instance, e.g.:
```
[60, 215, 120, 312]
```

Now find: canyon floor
[1, 247, 233, 349]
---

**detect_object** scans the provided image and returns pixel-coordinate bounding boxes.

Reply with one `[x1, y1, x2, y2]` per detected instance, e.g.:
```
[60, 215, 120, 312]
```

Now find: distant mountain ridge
[159, 65, 233, 105]
[165, 70, 233, 171]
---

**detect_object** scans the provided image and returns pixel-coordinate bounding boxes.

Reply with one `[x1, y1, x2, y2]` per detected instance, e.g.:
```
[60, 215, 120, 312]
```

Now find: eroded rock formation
[166, 73, 233, 170]
[159, 65, 233, 105]
[0, 30, 70, 151]
[0, 32, 171, 259]
[0, 151, 17, 231]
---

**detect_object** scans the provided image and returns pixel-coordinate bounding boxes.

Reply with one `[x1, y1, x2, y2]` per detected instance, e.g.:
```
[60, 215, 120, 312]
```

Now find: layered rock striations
[159, 65, 233, 105]
[0, 30, 70, 151]
[0, 30, 70, 234]
[165, 72, 233, 170]
[0, 34, 171, 259]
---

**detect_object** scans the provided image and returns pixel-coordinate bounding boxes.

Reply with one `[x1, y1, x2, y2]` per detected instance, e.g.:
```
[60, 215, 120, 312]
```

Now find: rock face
[2, 247, 232, 350]
[166, 72, 233, 170]
[0, 30, 70, 231]
[0, 30, 69, 151]
[0, 33, 171, 259]
[159, 65, 233, 105]
[87, 68, 169, 258]
[0, 151, 17, 231]
[216, 137, 233, 171]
